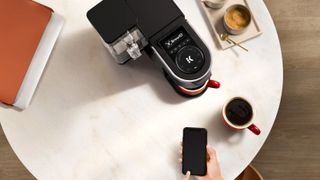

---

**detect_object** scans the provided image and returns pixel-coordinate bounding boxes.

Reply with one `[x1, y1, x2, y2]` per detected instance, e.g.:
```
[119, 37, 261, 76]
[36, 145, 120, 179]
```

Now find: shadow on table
[169, 143, 183, 180]
[30, 29, 187, 110]
[194, 0, 220, 50]
[206, 110, 245, 144]
[195, 0, 240, 57]
[0, 104, 23, 112]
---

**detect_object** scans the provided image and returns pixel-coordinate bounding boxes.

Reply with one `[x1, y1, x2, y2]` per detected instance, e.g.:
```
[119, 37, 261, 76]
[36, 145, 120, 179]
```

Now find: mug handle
[248, 124, 261, 135]
[207, 80, 220, 89]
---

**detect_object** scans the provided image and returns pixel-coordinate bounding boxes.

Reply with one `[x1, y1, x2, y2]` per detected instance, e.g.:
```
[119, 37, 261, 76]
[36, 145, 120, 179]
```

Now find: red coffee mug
[177, 79, 220, 96]
[222, 97, 261, 135]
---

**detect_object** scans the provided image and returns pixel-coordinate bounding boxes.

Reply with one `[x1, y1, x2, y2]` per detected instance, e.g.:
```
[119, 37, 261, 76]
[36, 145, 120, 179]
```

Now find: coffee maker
[87, 0, 220, 97]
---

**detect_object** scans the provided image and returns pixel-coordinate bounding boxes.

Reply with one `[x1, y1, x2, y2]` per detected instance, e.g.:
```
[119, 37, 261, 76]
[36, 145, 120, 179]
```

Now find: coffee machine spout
[122, 32, 142, 60]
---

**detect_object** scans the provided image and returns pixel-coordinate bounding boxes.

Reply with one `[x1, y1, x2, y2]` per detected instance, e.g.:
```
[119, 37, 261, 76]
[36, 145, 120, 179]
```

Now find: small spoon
[220, 34, 248, 52]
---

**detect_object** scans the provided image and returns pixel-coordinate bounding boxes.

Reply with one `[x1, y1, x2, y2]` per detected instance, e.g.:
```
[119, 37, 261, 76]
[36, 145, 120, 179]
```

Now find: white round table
[0, 0, 283, 179]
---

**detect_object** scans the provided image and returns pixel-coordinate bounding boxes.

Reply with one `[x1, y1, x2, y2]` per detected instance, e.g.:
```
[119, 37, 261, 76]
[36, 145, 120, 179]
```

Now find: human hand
[179, 145, 223, 180]
[183, 171, 191, 180]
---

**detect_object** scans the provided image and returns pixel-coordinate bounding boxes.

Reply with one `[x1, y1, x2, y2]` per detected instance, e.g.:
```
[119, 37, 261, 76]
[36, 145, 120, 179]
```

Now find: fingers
[180, 142, 183, 153]
[178, 143, 183, 164]
[183, 171, 191, 180]
[179, 148, 183, 154]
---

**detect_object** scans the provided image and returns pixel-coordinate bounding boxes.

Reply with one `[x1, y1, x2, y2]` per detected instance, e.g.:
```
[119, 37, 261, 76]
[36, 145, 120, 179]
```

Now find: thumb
[183, 171, 191, 180]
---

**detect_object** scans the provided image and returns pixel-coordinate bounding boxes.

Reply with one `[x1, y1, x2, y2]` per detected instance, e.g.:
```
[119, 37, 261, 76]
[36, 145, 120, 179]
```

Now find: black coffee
[226, 98, 253, 126]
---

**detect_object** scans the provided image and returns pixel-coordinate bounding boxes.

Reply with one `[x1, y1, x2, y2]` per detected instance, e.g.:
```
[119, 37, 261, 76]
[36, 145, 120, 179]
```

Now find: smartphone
[182, 127, 207, 176]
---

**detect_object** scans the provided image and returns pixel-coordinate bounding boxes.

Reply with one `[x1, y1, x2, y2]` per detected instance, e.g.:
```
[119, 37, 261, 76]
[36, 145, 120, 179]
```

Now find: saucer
[200, 0, 262, 50]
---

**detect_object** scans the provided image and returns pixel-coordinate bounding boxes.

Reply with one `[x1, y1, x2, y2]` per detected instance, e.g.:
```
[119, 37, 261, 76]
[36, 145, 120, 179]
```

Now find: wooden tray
[200, 0, 262, 50]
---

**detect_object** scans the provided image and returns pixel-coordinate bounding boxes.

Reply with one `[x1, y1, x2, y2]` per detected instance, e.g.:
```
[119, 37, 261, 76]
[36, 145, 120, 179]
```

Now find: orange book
[0, 0, 63, 109]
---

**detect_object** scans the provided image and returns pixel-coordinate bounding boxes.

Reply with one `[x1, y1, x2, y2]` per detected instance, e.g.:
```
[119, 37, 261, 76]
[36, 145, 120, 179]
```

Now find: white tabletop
[0, 0, 283, 179]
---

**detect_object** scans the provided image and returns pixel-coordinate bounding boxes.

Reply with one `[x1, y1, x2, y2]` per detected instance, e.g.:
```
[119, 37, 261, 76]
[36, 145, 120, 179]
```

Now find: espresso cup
[223, 4, 252, 35]
[222, 97, 261, 135]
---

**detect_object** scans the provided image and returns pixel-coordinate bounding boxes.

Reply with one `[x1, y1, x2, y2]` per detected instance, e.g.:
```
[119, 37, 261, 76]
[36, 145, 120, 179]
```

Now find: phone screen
[182, 127, 207, 176]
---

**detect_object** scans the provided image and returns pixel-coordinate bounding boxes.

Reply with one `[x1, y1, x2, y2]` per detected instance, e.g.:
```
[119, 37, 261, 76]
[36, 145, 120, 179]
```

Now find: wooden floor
[252, 0, 320, 179]
[0, 126, 35, 180]
[0, 1, 320, 179]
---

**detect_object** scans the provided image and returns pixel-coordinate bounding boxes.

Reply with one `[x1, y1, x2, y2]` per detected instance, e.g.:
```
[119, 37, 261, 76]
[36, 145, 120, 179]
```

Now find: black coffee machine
[87, 0, 220, 97]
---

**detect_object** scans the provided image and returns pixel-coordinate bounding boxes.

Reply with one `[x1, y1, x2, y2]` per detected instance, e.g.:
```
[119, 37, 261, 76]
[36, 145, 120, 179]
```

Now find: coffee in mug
[222, 97, 261, 135]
